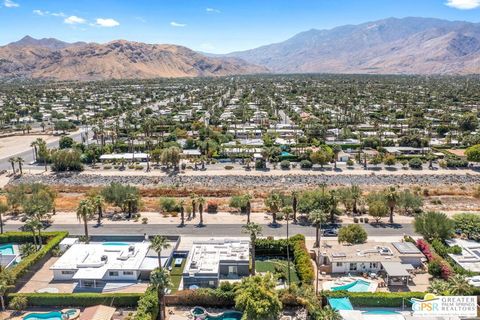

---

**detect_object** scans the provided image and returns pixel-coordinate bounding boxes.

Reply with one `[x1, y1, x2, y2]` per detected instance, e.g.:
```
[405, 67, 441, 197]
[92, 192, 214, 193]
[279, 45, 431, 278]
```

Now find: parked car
[323, 229, 338, 237]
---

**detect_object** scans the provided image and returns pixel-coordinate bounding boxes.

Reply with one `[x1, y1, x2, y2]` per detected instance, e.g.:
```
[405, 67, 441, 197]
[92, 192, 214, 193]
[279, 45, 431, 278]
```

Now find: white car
[467, 276, 480, 287]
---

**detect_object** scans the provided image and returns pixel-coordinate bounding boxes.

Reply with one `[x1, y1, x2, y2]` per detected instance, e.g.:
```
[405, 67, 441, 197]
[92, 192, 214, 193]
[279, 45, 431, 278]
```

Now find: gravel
[9, 172, 480, 188]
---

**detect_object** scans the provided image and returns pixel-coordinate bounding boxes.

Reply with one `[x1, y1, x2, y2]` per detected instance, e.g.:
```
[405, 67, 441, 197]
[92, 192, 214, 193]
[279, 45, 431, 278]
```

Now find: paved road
[3, 222, 415, 237]
[0, 130, 84, 170]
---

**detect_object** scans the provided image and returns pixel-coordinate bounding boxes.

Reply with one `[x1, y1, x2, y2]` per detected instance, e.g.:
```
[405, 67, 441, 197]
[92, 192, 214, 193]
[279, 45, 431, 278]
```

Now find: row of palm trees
[8, 157, 24, 175]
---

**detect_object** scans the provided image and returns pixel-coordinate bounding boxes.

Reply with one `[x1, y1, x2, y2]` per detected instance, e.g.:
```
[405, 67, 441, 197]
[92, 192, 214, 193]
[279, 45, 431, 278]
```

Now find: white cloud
[64, 15, 86, 25]
[4, 0, 19, 8]
[445, 0, 480, 9]
[170, 21, 186, 27]
[33, 9, 65, 17]
[206, 7, 220, 13]
[95, 18, 120, 27]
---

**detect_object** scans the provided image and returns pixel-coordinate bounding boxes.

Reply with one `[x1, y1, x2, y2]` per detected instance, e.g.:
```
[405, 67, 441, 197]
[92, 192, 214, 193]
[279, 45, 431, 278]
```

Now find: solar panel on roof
[393, 242, 421, 254]
[332, 252, 346, 258]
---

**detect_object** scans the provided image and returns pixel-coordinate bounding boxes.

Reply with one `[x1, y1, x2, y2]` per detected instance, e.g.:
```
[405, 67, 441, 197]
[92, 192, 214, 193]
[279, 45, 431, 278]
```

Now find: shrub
[346, 159, 354, 166]
[408, 158, 423, 169]
[224, 165, 234, 170]
[207, 200, 219, 213]
[158, 197, 180, 213]
[280, 160, 291, 170]
[338, 225, 367, 244]
[300, 160, 312, 169]
[134, 289, 158, 320]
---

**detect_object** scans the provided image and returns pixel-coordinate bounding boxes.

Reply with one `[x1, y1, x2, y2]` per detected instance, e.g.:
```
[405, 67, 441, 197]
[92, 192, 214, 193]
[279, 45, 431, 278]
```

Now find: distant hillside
[226, 17, 480, 74]
[0, 38, 268, 81]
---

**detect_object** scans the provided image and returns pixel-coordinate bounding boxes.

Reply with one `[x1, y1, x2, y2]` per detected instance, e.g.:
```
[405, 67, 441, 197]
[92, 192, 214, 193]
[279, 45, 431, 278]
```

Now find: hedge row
[133, 289, 158, 320]
[8, 292, 142, 307]
[324, 292, 425, 308]
[7, 231, 68, 282]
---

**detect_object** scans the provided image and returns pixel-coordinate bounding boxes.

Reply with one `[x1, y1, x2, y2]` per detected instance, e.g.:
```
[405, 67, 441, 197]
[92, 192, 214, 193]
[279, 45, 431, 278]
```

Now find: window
[109, 271, 119, 276]
[123, 271, 134, 276]
[336, 262, 343, 267]
[349, 263, 357, 271]
[209, 281, 215, 286]
[228, 266, 238, 274]
[61, 270, 75, 275]
[370, 262, 378, 269]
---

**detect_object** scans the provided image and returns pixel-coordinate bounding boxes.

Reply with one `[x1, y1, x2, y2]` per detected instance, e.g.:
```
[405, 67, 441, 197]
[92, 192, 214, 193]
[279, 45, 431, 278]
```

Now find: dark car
[323, 229, 338, 237]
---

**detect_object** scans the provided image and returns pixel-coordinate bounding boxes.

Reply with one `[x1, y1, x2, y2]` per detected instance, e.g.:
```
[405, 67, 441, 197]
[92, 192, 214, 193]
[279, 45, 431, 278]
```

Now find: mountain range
[0, 17, 479, 80]
[0, 37, 267, 81]
[227, 17, 480, 74]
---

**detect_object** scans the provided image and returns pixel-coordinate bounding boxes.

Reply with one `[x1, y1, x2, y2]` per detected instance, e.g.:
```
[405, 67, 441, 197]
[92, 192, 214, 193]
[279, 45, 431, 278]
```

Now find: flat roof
[183, 239, 249, 277]
[382, 261, 413, 277]
[446, 238, 480, 272]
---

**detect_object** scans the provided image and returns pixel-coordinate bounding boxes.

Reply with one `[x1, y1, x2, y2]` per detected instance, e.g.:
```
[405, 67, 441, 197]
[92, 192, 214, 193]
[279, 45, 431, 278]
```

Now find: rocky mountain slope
[0, 38, 267, 80]
[227, 17, 480, 74]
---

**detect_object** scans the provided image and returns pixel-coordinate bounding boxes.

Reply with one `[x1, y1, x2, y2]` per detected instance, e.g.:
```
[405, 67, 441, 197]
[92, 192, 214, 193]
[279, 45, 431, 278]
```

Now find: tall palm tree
[245, 196, 252, 224]
[91, 195, 105, 225]
[124, 193, 138, 219]
[309, 209, 329, 248]
[190, 194, 196, 219]
[384, 186, 398, 224]
[242, 222, 262, 275]
[292, 191, 298, 224]
[8, 157, 15, 174]
[24, 218, 42, 248]
[150, 268, 172, 320]
[16, 157, 24, 175]
[149, 235, 171, 270]
[350, 185, 361, 215]
[265, 191, 283, 225]
[197, 196, 205, 226]
[76, 200, 94, 243]
[30, 140, 38, 161]
[0, 201, 7, 234]
[179, 200, 185, 226]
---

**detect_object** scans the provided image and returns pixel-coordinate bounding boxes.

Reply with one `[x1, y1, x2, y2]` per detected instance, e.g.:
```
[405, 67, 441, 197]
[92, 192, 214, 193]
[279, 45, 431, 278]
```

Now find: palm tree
[197, 196, 205, 226]
[0, 201, 7, 234]
[447, 275, 474, 295]
[265, 191, 283, 225]
[149, 236, 171, 270]
[179, 200, 185, 226]
[16, 157, 24, 175]
[242, 222, 262, 275]
[309, 209, 329, 248]
[8, 157, 15, 174]
[332, 144, 342, 170]
[385, 186, 398, 224]
[124, 193, 138, 219]
[190, 194, 197, 219]
[76, 200, 94, 243]
[30, 140, 38, 161]
[150, 268, 172, 320]
[91, 195, 105, 225]
[316, 306, 342, 320]
[350, 185, 361, 215]
[292, 191, 298, 224]
[245, 196, 252, 224]
[24, 218, 42, 248]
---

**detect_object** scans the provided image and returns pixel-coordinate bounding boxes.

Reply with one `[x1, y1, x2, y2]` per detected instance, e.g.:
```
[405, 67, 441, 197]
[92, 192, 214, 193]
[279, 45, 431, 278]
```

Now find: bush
[134, 289, 158, 320]
[51, 149, 83, 172]
[408, 158, 423, 169]
[207, 200, 219, 213]
[280, 160, 291, 170]
[224, 165, 234, 170]
[158, 197, 180, 213]
[346, 159, 354, 166]
[338, 225, 367, 244]
[300, 160, 312, 169]
[8, 292, 142, 307]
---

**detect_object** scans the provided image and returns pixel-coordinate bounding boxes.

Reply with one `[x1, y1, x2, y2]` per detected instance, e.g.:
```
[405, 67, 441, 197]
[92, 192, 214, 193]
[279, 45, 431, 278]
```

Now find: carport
[382, 261, 413, 286]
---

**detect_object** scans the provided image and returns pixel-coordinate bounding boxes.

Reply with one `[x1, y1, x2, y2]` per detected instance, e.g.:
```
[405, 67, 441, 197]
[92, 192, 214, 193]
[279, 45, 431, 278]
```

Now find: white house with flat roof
[51, 242, 169, 288]
[446, 238, 480, 273]
[182, 239, 250, 289]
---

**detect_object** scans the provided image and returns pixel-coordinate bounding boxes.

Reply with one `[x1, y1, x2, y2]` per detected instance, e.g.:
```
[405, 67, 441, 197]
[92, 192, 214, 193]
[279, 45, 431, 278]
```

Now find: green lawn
[168, 257, 186, 293]
[255, 258, 300, 283]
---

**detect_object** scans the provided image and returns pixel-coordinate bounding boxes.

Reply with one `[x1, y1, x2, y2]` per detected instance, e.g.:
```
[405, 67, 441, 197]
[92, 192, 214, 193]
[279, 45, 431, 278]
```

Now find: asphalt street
[3, 222, 416, 237]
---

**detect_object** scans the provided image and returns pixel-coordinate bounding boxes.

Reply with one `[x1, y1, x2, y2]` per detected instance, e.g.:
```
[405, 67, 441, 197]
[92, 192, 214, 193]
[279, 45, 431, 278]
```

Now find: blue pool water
[0, 244, 14, 255]
[362, 310, 400, 315]
[328, 297, 354, 311]
[23, 309, 77, 320]
[332, 279, 371, 292]
[102, 242, 129, 246]
[206, 311, 243, 320]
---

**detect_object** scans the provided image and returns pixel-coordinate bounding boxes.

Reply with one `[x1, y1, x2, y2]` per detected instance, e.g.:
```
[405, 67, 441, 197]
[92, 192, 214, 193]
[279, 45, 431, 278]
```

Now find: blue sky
[1, 0, 480, 53]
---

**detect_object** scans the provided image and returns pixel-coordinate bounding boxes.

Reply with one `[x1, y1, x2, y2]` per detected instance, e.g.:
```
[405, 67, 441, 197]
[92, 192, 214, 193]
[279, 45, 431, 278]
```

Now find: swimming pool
[23, 309, 77, 320]
[102, 242, 129, 246]
[328, 297, 354, 311]
[332, 279, 371, 292]
[206, 311, 243, 320]
[362, 310, 400, 315]
[0, 244, 14, 255]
